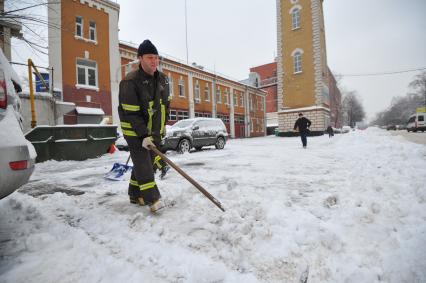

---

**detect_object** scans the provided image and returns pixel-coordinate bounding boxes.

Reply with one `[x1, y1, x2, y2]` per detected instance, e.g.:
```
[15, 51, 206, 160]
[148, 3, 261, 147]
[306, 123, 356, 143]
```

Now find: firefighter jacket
[118, 66, 170, 143]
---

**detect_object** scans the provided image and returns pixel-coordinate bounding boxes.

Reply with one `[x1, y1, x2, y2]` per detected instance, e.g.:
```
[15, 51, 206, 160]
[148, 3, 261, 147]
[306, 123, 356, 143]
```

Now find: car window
[408, 117, 415, 123]
[172, 120, 193, 128]
[197, 120, 209, 129]
[418, 115, 424, 122]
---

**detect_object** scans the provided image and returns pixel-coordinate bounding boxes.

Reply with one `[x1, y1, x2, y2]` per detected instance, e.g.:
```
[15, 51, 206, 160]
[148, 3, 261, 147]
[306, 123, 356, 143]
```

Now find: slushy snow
[0, 128, 425, 282]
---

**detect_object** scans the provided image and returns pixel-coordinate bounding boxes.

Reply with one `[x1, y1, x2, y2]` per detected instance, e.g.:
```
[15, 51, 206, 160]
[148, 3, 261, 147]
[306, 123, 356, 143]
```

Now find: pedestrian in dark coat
[326, 125, 334, 138]
[118, 40, 171, 213]
[293, 113, 312, 148]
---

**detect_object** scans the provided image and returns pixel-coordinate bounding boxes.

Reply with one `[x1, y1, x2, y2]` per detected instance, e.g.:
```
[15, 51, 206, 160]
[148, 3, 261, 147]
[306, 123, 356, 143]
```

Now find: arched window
[291, 8, 300, 29]
[289, 5, 302, 30]
[293, 51, 302, 73]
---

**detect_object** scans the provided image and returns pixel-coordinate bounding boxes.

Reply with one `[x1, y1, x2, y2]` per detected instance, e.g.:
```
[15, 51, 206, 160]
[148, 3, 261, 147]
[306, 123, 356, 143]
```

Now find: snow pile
[0, 128, 425, 282]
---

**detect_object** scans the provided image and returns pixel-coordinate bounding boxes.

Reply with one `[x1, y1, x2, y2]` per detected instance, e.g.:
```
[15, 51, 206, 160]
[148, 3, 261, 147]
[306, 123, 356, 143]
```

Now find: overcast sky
[116, 0, 426, 120]
[11, 0, 426, 120]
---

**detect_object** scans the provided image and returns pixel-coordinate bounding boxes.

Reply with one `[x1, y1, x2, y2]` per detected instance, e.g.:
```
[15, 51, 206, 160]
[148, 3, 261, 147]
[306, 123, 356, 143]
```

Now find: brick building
[48, 0, 120, 124]
[249, 62, 278, 134]
[119, 42, 266, 138]
[276, 0, 332, 135]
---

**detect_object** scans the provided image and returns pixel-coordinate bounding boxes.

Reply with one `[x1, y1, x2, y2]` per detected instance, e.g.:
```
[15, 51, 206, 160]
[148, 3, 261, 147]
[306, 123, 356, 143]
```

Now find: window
[217, 114, 229, 123]
[233, 93, 238, 106]
[194, 80, 200, 102]
[169, 110, 177, 121]
[216, 87, 221, 103]
[177, 110, 189, 120]
[224, 89, 229, 105]
[178, 77, 185, 97]
[291, 8, 300, 29]
[293, 52, 302, 73]
[168, 73, 174, 97]
[76, 58, 97, 88]
[195, 112, 211, 118]
[89, 21, 96, 41]
[75, 16, 83, 37]
[204, 83, 210, 101]
[419, 115, 424, 122]
[240, 93, 244, 107]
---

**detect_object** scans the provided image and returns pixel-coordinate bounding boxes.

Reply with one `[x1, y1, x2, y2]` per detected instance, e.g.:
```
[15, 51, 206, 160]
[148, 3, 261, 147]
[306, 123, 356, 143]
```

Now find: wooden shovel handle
[149, 145, 225, 212]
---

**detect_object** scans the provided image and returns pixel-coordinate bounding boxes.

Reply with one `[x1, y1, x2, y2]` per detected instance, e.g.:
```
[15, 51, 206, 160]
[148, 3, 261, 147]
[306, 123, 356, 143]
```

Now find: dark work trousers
[300, 130, 308, 147]
[126, 138, 161, 205]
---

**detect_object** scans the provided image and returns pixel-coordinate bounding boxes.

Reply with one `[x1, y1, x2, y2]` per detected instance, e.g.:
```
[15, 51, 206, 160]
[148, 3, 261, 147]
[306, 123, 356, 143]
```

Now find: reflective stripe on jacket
[118, 66, 170, 141]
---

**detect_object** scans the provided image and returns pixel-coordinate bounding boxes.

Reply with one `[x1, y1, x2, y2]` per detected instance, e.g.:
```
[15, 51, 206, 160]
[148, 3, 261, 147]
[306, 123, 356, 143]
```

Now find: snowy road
[1, 128, 425, 283]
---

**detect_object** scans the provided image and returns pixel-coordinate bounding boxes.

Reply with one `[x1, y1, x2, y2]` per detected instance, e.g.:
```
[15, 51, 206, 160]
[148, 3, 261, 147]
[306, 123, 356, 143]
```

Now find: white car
[0, 48, 36, 199]
[342, 126, 351, 133]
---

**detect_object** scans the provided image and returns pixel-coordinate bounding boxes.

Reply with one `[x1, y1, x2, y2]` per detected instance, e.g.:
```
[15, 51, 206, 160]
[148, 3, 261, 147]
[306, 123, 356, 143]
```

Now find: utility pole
[184, 0, 189, 64]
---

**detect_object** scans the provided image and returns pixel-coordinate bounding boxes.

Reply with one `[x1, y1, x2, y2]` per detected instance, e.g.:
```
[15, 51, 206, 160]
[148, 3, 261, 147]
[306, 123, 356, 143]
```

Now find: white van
[406, 112, 426, 132]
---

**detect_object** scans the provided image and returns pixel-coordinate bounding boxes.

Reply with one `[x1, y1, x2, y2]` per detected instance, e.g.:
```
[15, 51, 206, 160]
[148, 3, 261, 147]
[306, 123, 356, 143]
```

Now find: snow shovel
[148, 145, 225, 212]
[104, 155, 132, 181]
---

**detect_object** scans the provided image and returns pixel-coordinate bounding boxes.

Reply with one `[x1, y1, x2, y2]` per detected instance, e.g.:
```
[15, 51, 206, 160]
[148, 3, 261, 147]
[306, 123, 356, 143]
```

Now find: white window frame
[75, 58, 99, 91]
[224, 89, 229, 105]
[89, 21, 97, 42]
[75, 16, 83, 37]
[169, 110, 177, 121]
[293, 52, 302, 73]
[204, 83, 210, 101]
[216, 87, 222, 104]
[194, 80, 200, 103]
[240, 93, 244, 107]
[291, 8, 301, 30]
[233, 93, 238, 106]
[178, 76, 185, 97]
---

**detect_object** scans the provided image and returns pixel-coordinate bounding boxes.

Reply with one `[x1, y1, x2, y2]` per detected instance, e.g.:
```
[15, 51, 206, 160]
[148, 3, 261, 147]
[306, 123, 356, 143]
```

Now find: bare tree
[1, 0, 59, 56]
[342, 91, 365, 127]
[409, 71, 426, 108]
[371, 71, 426, 126]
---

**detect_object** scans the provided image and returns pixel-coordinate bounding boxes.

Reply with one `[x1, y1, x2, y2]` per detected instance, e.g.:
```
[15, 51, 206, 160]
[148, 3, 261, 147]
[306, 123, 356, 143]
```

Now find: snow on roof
[75, 107, 105, 116]
[278, 105, 330, 114]
[55, 101, 75, 106]
[0, 48, 21, 85]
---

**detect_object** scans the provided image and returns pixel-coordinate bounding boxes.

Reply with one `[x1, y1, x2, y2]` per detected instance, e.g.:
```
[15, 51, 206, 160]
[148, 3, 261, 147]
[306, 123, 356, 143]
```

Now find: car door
[191, 121, 204, 147]
[417, 114, 425, 129]
[207, 120, 219, 145]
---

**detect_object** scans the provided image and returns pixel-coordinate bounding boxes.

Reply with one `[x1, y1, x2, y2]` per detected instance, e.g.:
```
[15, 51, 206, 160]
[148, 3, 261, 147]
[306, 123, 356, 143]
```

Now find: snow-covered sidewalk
[1, 128, 425, 283]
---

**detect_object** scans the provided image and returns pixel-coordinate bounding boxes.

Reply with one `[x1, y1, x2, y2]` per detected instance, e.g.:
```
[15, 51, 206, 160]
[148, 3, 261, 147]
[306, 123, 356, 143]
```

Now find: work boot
[150, 199, 165, 213]
[130, 196, 145, 206]
[160, 165, 170, 179]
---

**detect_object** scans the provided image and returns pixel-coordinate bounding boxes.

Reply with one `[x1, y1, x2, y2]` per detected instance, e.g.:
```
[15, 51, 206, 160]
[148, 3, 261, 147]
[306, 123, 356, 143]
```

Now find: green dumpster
[25, 125, 117, 162]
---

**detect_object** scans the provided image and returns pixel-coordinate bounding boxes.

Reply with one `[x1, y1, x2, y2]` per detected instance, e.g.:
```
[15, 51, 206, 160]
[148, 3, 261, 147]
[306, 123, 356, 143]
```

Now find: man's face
[139, 54, 159, 75]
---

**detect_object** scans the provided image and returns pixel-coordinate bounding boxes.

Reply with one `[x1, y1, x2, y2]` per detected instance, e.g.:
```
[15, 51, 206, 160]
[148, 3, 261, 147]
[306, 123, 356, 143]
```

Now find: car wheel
[215, 137, 225, 149]
[177, 139, 191, 154]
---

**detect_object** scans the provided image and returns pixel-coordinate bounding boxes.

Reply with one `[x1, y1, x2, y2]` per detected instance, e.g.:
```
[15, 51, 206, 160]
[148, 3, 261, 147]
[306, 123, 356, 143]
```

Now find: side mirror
[193, 125, 199, 130]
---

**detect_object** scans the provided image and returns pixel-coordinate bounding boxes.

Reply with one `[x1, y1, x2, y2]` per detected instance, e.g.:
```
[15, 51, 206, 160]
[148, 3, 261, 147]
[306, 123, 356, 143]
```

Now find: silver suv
[162, 118, 228, 153]
[0, 48, 36, 199]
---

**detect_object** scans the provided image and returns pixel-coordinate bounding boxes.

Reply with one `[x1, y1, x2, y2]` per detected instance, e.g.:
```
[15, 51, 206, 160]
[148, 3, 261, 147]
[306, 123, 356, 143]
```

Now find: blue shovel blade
[105, 162, 133, 181]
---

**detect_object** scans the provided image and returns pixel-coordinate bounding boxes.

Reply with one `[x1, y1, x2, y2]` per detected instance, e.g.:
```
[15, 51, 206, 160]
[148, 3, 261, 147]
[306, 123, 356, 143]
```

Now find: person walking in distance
[326, 125, 334, 138]
[118, 40, 171, 213]
[293, 112, 312, 148]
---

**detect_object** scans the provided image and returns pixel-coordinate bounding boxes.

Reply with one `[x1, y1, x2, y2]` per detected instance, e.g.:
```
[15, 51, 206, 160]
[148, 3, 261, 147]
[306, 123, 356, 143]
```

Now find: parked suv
[162, 118, 228, 153]
[407, 112, 426, 132]
[0, 48, 36, 199]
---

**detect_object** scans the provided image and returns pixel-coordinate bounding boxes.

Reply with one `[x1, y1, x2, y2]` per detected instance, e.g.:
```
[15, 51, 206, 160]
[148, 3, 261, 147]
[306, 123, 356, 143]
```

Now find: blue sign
[34, 72, 49, 92]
